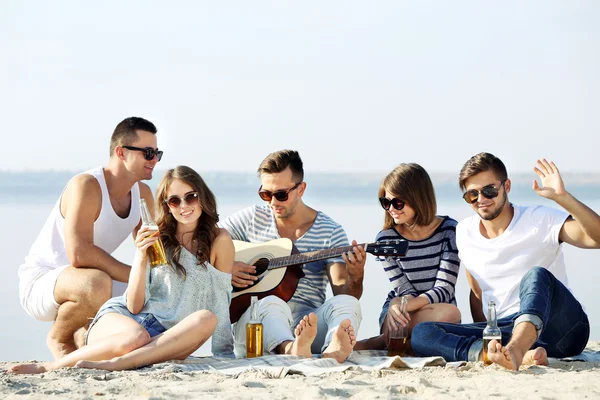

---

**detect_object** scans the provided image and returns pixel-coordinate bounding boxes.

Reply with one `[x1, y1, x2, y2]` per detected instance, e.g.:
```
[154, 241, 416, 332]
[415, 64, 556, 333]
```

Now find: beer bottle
[387, 295, 409, 357]
[482, 300, 502, 365]
[140, 198, 168, 267]
[246, 296, 264, 358]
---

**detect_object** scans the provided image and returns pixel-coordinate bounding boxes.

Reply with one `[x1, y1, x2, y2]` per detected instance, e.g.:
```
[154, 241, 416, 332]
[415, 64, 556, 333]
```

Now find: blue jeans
[412, 267, 589, 361]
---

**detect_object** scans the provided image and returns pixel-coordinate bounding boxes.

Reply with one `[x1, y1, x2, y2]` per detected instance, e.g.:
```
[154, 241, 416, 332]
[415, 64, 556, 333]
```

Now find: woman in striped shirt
[356, 163, 461, 351]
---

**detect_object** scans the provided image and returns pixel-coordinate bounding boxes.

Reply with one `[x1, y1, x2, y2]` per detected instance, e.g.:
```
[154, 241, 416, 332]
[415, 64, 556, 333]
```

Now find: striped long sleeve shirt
[378, 216, 460, 305]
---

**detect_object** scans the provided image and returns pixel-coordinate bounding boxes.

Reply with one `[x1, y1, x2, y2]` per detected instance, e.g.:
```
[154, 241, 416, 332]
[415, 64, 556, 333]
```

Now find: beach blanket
[145, 351, 448, 378]
[144, 349, 600, 378]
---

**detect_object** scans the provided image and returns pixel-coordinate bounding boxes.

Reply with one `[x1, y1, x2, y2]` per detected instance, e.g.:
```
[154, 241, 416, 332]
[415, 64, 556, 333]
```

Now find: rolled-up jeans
[233, 294, 362, 357]
[411, 267, 589, 361]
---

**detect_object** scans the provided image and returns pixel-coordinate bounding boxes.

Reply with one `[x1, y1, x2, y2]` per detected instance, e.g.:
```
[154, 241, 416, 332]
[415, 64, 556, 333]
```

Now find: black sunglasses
[462, 181, 506, 204]
[379, 197, 405, 211]
[165, 192, 199, 208]
[123, 146, 163, 162]
[258, 182, 302, 202]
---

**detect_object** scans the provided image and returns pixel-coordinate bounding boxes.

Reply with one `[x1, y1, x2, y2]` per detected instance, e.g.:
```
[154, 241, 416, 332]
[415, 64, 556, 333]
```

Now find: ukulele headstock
[366, 239, 409, 260]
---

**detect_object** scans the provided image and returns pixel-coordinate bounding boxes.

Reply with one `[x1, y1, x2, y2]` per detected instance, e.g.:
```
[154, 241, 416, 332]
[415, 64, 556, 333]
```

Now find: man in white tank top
[411, 152, 600, 371]
[18, 117, 161, 360]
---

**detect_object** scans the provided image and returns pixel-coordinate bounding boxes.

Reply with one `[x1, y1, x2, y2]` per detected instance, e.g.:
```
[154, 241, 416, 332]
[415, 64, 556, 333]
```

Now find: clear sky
[1, 1, 599, 174]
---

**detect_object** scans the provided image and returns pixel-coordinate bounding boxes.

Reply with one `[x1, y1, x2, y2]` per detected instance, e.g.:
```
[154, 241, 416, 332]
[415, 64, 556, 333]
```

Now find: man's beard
[478, 191, 507, 221]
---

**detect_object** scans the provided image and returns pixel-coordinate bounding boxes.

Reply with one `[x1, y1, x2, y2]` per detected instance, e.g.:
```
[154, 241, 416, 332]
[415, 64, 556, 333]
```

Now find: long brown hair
[378, 163, 437, 230]
[155, 166, 220, 277]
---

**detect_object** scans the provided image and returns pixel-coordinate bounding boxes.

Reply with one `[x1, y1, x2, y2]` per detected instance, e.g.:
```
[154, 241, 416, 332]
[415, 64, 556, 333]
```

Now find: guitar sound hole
[253, 258, 270, 276]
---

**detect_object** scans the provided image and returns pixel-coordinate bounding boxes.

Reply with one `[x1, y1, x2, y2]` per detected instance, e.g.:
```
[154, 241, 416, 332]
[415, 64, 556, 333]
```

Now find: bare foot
[522, 347, 548, 366]
[8, 363, 51, 375]
[322, 319, 356, 363]
[75, 360, 119, 371]
[289, 313, 318, 358]
[487, 339, 526, 371]
[47, 333, 76, 360]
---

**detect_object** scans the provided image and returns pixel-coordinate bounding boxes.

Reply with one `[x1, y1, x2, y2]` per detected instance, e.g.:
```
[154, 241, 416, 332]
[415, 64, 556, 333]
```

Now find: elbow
[68, 250, 87, 268]
[67, 242, 95, 268]
[127, 301, 143, 315]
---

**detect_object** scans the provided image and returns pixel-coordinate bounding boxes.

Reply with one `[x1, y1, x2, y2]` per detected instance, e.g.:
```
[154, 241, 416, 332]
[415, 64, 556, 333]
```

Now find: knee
[191, 310, 218, 332]
[329, 294, 360, 310]
[115, 329, 151, 355]
[258, 295, 290, 314]
[437, 305, 462, 324]
[521, 267, 553, 289]
[80, 270, 112, 306]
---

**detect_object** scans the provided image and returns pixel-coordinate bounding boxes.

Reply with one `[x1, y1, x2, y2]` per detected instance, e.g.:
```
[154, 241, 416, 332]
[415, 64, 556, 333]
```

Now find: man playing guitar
[221, 150, 366, 362]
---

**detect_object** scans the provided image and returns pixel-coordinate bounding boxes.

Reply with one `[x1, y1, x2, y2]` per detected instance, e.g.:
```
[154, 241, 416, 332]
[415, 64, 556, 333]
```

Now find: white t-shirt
[456, 204, 570, 318]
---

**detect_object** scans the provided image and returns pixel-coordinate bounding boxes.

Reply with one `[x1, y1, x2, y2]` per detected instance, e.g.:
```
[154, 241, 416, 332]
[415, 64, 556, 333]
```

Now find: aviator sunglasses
[462, 181, 506, 204]
[379, 197, 406, 211]
[258, 182, 302, 202]
[122, 146, 163, 162]
[165, 192, 200, 208]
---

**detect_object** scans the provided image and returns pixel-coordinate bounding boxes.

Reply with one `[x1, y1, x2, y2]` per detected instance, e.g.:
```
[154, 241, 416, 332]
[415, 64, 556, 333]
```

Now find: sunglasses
[462, 181, 506, 204]
[122, 146, 163, 162]
[165, 191, 200, 208]
[379, 197, 405, 211]
[258, 182, 302, 202]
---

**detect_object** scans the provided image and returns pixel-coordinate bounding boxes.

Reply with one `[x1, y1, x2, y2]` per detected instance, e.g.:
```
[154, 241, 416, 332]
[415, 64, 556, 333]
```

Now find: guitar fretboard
[268, 243, 369, 270]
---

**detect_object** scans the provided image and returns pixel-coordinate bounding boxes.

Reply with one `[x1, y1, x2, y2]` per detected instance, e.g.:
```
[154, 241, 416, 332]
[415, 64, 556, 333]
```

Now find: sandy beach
[2, 342, 600, 400]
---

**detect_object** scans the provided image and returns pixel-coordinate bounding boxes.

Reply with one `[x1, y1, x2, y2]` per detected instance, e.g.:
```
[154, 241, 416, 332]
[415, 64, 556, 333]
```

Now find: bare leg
[487, 321, 547, 371]
[76, 310, 217, 371]
[48, 267, 112, 359]
[9, 313, 151, 374]
[354, 334, 387, 351]
[356, 303, 461, 351]
[275, 313, 318, 357]
[322, 319, 356, 363]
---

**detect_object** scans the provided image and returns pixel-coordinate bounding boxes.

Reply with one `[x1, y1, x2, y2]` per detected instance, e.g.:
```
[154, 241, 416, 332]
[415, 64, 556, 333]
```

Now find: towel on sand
[142, 349, 600, 378]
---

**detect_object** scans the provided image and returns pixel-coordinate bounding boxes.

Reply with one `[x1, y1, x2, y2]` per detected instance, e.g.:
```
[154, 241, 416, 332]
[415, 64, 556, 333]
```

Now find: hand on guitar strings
[231, 261, 259, 288]
[341, 240, 366, 281]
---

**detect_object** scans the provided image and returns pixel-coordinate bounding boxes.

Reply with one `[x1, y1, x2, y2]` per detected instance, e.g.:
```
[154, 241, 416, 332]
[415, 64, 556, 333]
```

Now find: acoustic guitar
[229, 238, 409, 323]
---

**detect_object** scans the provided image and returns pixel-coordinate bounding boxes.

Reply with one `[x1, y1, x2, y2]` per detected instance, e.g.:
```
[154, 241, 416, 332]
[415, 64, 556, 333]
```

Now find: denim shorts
[86, 306, 167, 345]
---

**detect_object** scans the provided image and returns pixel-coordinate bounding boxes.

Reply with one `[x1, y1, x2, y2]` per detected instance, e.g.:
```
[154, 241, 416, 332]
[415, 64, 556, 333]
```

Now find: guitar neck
[268, 243, 368, 270]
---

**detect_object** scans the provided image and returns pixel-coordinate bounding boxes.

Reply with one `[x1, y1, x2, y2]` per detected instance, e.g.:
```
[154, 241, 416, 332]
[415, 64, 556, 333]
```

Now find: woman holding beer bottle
[355, 163, 462, 353]
[10, 166, 234, 374]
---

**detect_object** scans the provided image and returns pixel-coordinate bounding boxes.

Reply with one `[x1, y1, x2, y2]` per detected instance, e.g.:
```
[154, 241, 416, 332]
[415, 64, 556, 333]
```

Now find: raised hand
[532, 159, 567, 200]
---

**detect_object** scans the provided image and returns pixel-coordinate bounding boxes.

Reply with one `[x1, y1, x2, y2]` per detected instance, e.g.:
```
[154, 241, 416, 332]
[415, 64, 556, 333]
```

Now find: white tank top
[19, 167, 141, 299]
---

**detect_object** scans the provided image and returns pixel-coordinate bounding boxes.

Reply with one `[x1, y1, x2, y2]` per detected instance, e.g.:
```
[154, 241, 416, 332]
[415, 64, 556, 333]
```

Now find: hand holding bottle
[135, 226, 159, 260]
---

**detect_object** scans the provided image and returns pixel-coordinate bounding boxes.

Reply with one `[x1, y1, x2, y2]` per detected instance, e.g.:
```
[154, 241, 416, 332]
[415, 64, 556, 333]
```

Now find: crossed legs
[9, 310, 217, 374]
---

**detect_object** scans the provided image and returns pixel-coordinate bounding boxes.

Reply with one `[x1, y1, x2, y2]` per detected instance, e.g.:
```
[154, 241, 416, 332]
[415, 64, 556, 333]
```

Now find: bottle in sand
[387, 295, 409, 357]
[140, 198, 168, 267]
[482, 300, 502, 365]
[246, 296, 263, 358]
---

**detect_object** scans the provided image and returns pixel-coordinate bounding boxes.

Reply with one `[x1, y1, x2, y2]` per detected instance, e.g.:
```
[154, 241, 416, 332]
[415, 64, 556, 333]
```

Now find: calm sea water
[1, 172, 599, 361]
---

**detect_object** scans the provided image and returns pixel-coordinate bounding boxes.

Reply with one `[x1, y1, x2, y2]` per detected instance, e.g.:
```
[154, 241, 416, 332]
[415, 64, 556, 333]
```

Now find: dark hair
[458, 152, 508, 190]
[378, 163, 437, 230]
[155, 166, 219, 277]
[257, 150, 304, 182]
[109, 117, 158, 156]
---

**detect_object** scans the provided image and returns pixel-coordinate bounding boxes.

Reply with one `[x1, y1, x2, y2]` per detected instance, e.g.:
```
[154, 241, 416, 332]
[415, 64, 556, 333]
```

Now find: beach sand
[2, 342, 600, 399]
